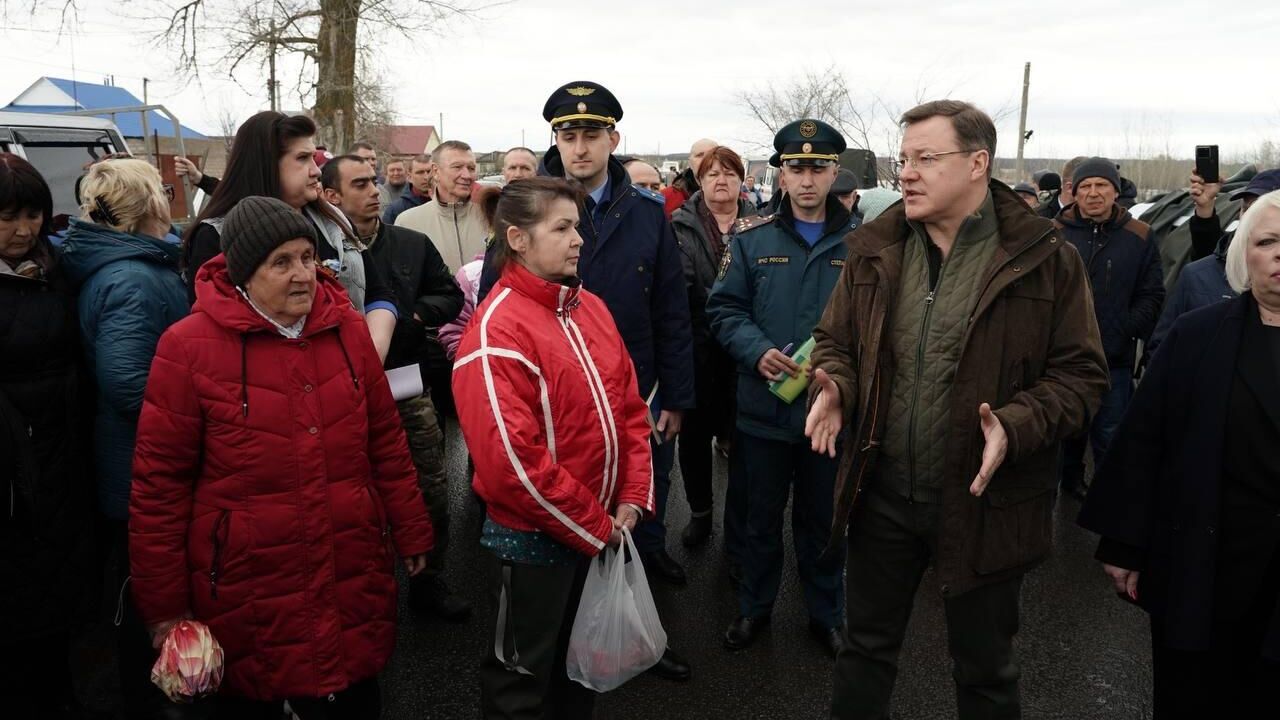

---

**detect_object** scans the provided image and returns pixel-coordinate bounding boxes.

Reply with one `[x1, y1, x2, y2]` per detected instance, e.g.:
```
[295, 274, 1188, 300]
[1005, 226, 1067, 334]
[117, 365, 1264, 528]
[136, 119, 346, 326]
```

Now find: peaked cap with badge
[770, 118, 846, 168]
[542, 81, 623, 131]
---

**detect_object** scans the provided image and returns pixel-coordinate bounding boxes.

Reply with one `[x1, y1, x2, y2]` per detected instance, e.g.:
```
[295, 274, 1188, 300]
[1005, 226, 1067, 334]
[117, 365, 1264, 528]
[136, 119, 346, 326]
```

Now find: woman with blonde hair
[1080, 189, 1280, 717]
[57, 157, 191, 715]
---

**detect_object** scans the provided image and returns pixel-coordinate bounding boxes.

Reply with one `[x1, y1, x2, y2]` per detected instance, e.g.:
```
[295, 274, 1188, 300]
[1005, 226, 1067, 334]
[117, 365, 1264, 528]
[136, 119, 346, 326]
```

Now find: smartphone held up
[1195, 145, 1220, 184]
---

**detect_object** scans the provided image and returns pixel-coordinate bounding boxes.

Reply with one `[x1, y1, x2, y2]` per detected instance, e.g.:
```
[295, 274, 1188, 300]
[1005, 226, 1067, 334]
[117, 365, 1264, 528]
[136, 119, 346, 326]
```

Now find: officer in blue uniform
[476, 81, 695, 681]
[707, 118, 856, 657]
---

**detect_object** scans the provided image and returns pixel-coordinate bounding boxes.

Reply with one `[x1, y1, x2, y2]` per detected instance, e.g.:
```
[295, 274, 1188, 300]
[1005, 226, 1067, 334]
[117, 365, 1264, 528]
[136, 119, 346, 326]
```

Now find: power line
[0, 52, 159, 84]
[0, 23, 136, 36]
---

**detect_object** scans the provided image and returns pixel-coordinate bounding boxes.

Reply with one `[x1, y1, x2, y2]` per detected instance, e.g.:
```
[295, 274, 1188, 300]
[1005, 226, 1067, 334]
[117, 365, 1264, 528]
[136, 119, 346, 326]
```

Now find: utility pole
[1015, 62, 1031, 181]
[268, 36, 278, 112]
[141, 77, 153, 167]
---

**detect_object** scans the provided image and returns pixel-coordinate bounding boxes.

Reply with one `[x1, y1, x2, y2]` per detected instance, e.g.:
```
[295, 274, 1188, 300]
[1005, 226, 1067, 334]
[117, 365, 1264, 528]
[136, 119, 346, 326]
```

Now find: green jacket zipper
[906, 249, 948, 502]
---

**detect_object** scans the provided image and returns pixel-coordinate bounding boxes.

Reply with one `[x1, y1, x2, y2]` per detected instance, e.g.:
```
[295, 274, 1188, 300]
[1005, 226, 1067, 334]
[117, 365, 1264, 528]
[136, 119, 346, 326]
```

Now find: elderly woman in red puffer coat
[129, 196, 433, 718]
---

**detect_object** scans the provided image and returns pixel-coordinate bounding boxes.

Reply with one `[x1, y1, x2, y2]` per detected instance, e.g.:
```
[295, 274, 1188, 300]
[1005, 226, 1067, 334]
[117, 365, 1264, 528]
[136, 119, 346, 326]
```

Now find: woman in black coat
[1079, 189, 1280, 718]
[670, 146, 756, 552]
[0, 154, 92, 717]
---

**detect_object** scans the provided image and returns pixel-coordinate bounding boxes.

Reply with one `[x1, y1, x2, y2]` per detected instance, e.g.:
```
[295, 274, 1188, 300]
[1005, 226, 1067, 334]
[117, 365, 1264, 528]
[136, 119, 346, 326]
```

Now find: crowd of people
[0, 78, 1277, 720]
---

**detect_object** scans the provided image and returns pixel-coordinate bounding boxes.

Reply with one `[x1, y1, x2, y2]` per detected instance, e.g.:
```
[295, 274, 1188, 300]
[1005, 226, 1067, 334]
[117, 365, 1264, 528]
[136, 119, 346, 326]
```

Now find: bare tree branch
[120, 0, 490, 148]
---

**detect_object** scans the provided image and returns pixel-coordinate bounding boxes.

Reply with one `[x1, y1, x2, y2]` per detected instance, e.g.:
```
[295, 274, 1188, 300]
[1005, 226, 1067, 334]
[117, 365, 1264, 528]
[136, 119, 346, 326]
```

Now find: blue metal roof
[3, 78, 207, 140]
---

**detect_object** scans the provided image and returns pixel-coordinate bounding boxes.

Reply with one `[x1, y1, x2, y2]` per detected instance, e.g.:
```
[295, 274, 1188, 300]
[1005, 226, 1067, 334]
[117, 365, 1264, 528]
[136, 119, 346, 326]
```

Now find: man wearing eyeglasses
[805, 101, 1107, 719]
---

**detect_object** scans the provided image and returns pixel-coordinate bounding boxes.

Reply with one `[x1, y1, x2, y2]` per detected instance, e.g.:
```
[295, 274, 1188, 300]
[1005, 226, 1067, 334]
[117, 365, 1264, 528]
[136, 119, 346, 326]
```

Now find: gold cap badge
[799, 120, 818, 138]
[802, 142, 813, 154]
[577, 102, 587, 113]
[566, 86, 596, 97]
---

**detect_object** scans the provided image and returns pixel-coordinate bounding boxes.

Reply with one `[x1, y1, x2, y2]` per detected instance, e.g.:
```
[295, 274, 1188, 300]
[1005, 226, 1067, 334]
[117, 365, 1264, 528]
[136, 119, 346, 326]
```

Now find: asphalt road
[71, 420, 1152, 719]
[378, 423, 1154, 720]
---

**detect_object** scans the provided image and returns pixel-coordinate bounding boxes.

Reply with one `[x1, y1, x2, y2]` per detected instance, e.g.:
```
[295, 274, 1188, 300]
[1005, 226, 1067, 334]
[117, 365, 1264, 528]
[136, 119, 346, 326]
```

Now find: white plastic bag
[566, 527, 667, 692]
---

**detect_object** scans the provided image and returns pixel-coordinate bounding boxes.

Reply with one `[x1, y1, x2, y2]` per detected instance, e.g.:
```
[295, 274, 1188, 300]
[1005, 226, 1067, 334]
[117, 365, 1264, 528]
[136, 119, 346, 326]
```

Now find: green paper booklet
[768, 336, 815, 404]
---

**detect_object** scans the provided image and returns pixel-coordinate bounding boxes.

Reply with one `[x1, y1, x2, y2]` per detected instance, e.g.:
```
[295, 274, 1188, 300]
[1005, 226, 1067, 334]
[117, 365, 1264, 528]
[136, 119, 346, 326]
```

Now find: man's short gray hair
[1225, 189, 1280, 293]
[431, 140, 472, 164]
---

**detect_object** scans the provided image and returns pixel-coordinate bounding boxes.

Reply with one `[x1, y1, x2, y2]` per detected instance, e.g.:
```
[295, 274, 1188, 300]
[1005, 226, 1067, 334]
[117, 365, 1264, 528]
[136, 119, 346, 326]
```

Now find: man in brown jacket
[805, 101, 1108, 720]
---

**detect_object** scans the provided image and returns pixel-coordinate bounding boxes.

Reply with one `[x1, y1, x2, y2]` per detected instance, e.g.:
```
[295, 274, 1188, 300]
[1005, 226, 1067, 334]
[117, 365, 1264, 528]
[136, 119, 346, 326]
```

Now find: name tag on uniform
[830, 259, 845, 268]
[757, 256, 790, 266]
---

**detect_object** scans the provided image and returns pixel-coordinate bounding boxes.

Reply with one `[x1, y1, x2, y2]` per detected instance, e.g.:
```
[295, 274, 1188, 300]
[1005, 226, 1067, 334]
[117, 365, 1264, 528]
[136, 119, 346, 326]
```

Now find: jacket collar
[776, 193, 853, 239]
[499, 261, 582, 315]
[192, 254, 347, 336]
[1216, 225, 1234, 259]
[1056, 202, 1131, 230]
[671, 190, 756, 229]
[428, 194, 474, 220]
[539, 145, 630, 205]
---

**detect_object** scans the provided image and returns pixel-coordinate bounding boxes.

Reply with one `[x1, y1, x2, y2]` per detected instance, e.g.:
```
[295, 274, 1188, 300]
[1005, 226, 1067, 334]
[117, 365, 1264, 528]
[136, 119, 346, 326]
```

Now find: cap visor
[553, 121, 613, 131]
[781, 158, 837, 167]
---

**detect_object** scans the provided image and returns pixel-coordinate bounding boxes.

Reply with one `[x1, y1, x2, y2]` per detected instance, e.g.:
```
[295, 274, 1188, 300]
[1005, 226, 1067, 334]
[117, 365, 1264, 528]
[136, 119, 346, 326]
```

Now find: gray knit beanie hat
[858, 187, 903, 223]
[1071, 157, 1121, 193]
[220, 196, 318, 287]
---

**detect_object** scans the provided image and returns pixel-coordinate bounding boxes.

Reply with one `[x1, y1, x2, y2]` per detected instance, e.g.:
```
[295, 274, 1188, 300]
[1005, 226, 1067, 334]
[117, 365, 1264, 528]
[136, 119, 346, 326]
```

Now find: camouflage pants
[397, 393, 448, 577]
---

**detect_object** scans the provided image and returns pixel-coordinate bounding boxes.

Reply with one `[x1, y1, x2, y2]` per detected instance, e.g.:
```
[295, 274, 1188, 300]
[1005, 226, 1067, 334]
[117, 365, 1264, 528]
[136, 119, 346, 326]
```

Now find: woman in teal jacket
[57, 158, 188, 715]
[60, 160, 189, 522]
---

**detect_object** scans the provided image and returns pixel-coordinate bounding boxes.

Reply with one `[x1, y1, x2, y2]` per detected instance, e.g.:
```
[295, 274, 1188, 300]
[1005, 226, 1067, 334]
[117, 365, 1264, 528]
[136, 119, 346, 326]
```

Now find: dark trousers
[397, 394, 449, 594]
[1149, 557, 1280, 720]
[633, 438, 676, 554]
[723, 431, 748, 564]
[479, 557, 596, 720]
[0, 632, 80, 719]
[1062, 367, 1131, 489]
[832, 486, 1023, 720]
[426, 362, 454, 436]
[211, 677, 381, 720]
[677, 406, 717, 516]
[106, 517, 179, 719]
[736, 431, 844, 628]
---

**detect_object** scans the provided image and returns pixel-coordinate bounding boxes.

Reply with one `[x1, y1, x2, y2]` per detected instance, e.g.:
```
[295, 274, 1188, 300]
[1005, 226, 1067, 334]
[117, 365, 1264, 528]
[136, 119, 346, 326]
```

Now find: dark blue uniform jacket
[706, 195, 856, 441]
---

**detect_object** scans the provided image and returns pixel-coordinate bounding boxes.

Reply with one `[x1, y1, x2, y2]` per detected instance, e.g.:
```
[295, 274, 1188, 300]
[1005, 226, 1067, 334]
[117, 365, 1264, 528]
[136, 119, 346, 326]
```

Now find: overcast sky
[3, 0, 1278, 165]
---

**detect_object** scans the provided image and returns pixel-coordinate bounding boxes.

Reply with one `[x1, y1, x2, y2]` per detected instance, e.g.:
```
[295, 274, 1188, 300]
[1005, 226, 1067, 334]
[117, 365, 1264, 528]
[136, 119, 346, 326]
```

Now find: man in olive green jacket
[805, 101, 1107, 720]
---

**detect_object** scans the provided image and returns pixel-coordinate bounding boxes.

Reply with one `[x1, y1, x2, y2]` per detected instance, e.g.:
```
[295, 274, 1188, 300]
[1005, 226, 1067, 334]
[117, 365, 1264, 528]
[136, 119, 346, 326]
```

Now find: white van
[0, 111, 130, 221]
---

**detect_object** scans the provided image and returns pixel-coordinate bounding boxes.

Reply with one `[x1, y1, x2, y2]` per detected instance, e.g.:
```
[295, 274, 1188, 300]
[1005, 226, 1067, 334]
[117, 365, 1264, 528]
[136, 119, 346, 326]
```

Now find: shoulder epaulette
[732, 214, 777, 235]
[632, 185, 665, 205]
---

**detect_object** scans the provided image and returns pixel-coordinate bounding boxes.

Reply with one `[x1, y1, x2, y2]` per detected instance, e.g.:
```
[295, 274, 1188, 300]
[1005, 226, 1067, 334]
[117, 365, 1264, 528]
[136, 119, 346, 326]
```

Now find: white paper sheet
[386, 364, 424, 402]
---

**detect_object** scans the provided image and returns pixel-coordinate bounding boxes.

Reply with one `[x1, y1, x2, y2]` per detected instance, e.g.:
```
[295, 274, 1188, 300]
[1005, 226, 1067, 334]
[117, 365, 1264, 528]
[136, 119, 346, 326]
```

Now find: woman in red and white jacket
[453, 177, 654, 718]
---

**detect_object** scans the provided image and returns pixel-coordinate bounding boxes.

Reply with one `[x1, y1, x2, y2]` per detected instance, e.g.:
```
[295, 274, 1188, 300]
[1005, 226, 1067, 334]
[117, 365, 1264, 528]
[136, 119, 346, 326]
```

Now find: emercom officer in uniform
[706, 119, 857, 658]
[476, 81, 695, 682]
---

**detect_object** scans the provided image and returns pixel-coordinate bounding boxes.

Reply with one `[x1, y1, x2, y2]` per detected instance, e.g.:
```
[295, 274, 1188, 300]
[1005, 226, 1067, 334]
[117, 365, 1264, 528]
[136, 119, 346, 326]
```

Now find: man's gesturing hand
[970, 403, 1008, 496]
[804, 368, 842, 458]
